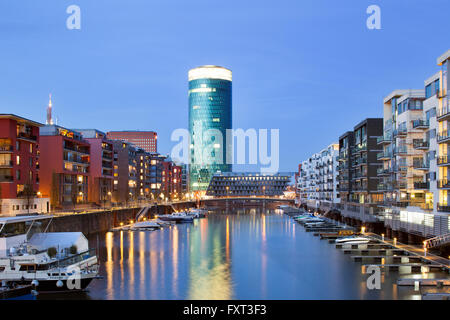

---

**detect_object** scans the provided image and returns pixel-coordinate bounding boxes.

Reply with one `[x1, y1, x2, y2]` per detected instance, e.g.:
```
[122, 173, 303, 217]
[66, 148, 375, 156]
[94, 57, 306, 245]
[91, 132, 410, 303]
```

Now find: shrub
[47, 247, 57, 258]
[69, 245, 78, 255]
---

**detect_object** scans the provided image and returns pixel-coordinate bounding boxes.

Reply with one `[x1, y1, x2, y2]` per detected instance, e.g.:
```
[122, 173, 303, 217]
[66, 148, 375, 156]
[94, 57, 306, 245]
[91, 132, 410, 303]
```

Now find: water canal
[38, 207, 449, 300]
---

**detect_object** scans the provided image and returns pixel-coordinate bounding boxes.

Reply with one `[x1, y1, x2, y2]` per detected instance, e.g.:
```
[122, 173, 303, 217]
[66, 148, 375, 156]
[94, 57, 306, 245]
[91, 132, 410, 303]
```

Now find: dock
[288, 212, 450, 299]
[397, 278, 450, 286]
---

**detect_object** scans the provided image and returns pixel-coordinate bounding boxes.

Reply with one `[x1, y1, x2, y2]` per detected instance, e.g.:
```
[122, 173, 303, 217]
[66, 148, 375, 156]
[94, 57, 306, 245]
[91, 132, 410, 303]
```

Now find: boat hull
[27, 277, 94, 293]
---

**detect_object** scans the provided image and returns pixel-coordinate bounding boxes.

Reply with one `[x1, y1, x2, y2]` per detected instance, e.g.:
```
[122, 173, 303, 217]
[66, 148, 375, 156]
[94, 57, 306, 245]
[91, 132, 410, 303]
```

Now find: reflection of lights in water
[172, 226, 179, 296]
[187, 218, 233, 300]
[129, 231, 135, 299]
[105, 232, 113, 296]
[262, 214, 266, 243]
[139, 231, 145, 297]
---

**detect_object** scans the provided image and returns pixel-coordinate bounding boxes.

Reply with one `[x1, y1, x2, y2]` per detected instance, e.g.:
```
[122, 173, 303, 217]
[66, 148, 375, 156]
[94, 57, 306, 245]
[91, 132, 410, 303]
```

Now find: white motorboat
[188, 208, 207, 218]
[159, 212, 194, 223]
[0, 215, 99, 293]
[129, 221, 160, 231]
[335, 236, 370, 244]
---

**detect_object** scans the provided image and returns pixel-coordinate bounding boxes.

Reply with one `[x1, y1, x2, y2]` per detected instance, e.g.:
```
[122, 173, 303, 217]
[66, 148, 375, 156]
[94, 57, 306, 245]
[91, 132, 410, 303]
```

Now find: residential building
[107, 131, 157, 153]
[337, 131, 354, 203]
[188, 65, 232, 192]
[75, 129, 114, 206]
[0, 114, 49, 215]
[206, 172, 291, 197]
[161, 159, 182, 200]
[297, 143, 340, 210]
[111, 140, 137, 204]
[39, 125, 90, 209]
[337, 118, 384, 224]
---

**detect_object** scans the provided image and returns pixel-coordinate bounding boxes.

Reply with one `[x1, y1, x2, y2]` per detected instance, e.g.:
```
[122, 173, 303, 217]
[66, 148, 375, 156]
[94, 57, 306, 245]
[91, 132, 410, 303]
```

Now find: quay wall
[48, 204, 194, 235]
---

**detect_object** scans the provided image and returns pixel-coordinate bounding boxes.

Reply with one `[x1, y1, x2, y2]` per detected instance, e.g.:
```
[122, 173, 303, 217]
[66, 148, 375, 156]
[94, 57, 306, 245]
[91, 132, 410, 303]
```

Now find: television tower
[46, 94, 53, 125]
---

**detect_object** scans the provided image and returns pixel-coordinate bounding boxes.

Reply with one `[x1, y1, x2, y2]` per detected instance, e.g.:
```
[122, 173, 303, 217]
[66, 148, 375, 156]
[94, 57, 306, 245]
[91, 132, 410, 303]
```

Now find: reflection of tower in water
[187, 217, 233, 299]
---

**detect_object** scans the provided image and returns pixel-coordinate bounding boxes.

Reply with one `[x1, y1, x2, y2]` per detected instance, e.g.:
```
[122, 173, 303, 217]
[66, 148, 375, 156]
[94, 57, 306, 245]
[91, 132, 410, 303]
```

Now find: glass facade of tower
[188, 66, 232, 192]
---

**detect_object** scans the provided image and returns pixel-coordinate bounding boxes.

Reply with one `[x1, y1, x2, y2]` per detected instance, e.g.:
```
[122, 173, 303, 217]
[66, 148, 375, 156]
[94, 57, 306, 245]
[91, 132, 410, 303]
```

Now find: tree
[50, 171, 60, 209]
[22, 183, 35, 215]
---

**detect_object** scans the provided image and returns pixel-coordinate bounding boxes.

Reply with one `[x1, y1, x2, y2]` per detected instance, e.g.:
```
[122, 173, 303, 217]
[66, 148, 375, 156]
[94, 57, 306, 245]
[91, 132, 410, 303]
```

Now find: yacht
[129, 221, 160, 231]
[335, 236, 370, 244]
[188, 208, 207, 218]
[158, 212, 194, 223]
[0, 215, 99, 293]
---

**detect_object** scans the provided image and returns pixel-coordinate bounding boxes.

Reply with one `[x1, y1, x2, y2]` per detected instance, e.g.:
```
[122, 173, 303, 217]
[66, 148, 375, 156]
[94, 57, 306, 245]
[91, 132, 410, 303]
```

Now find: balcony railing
[437, 130, 450, 143]
[0, 160, 13, 167]
[437, 156, 450, 165]
[412, 140, 429, 150]
[17, 132, 37, 141]
[437, 179, 450, 189]
[413, 181, 429, 189]
[413, 161, 429, 169]
[393, 128, 407, 137]
[394, 146, 408, 155]
[0, 145, 13, 152]
[377, 151, 392, 160]
[0, 175, 13, 182]
[437, 104, 450, 120]
[437, 203, 450, 212]
[377, 134, 392, 145]
[412, 119, 429, 129]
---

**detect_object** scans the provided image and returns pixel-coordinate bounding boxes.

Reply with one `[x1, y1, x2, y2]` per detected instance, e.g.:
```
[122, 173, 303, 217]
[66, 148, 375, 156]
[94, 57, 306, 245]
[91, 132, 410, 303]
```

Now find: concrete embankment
[48, 204, 184, 235]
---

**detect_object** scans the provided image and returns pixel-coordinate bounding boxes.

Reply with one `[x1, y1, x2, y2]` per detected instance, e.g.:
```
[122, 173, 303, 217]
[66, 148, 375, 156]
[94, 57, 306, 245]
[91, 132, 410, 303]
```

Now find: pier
[283, 206, 450, 298]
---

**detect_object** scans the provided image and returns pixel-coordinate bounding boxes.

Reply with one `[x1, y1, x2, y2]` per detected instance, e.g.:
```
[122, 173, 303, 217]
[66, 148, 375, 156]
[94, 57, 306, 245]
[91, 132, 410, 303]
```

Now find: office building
[188, 65, 232, 192]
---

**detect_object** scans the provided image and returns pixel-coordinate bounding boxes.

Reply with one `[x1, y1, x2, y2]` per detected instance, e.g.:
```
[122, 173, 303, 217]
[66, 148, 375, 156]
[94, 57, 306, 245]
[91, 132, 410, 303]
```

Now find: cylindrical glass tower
[188, 65, 232, 192]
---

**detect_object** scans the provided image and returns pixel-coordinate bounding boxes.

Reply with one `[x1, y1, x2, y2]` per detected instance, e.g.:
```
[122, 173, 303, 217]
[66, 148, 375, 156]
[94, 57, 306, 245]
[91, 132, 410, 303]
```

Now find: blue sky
[0, 0, 448, 173]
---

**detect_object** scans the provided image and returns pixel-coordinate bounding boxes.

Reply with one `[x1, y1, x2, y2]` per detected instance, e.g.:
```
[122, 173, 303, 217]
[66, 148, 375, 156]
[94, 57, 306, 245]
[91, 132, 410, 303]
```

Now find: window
[16, 141, 20, 151]
[16, 155, 20, 165]
[16, 169, 20, 180]
[425, 84, 432, 98]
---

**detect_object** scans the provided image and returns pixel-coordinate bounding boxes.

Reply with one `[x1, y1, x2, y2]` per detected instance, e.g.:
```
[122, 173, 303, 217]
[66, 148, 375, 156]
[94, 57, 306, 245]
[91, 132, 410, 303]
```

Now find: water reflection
[38, 207, 450, 300]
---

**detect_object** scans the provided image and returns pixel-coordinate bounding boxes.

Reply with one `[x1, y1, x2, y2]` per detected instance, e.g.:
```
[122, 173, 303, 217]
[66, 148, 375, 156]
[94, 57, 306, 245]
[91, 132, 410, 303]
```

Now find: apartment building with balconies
[379, 50, 450, 238]
[75, 129, 114, 206]
[0, 114, 49, 215]
[298, 143, 339, 211]
[112, 140, 137, 204]
[435, 50, 450, 235]
[39, 125, 90, 209]
[338, 119, 384, 224]
[379, 91, 426, 209]
[337, 131, 354, 203]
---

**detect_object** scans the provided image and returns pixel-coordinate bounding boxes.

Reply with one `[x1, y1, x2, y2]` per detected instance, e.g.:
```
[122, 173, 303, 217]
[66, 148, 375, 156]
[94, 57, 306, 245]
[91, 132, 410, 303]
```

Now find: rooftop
[0, 114, 44, 127]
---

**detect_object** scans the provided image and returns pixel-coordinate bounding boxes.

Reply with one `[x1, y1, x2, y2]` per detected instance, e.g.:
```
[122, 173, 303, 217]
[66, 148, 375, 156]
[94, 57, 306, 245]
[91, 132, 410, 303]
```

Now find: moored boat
[335, 236, 370, 244]
[0, 215, 99, 293]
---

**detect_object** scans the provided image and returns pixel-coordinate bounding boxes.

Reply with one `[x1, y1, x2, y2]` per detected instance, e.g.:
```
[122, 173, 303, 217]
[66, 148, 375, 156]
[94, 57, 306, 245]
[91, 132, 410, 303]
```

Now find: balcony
[17, 132, 37, 142]
[437, 105, 450, 121]
[412, 140, 429, 150]
[437, 156, 450, 166]
[0, 145, 13, 152]
[413, 181, 429, 189]
[377, 135, 392, 145]
[0, 160, 13, 168]
[377, 151, 392, 160]
[377, 167, 390, 176]
[437, 179, 450, 189]
[437, 130, 450, 143]
[0, 175, 13, 182]
[412, 119, 429, 129]
[393, 128, 407, 137]
[352, 144, 367, 154]
[413, 161, 429, 170]
[394, 146, 408, 155]
[437, 203, 450, 212]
